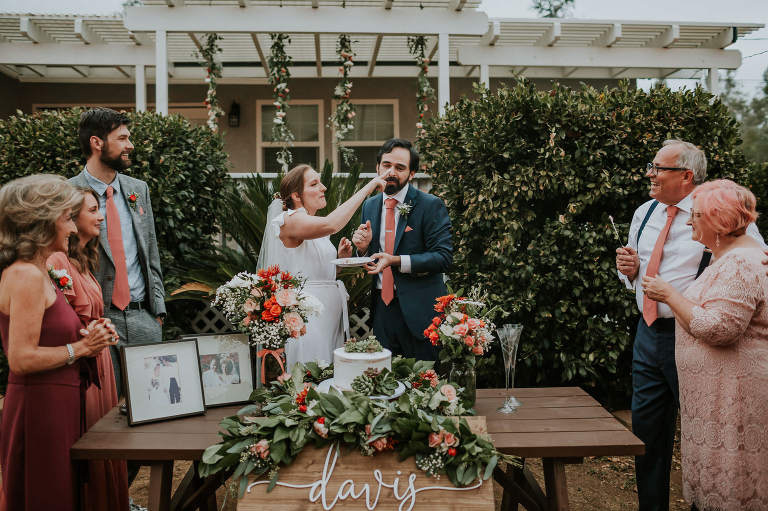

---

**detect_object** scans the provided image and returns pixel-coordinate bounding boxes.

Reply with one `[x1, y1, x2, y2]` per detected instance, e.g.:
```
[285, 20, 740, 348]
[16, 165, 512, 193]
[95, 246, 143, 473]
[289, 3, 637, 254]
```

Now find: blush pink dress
[47, 252, 129, 511]
[676, 247, 768, 511]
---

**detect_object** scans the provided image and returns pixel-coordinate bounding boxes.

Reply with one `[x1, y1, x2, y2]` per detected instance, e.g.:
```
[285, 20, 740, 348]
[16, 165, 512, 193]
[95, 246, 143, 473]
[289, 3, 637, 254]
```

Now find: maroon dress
[0, 287, 85, 511]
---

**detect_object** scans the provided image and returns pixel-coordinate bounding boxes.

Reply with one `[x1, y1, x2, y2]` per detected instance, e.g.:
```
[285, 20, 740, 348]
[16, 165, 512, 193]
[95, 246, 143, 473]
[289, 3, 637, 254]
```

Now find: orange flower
[432, 317, 441, 327]
[261, 310, 274, 321]
[270, 303, 282, 316]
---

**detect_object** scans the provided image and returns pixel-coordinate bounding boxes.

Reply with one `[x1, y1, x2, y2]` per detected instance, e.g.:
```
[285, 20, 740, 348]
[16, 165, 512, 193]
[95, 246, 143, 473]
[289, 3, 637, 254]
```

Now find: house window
[257, 100, 324, 172]
[332, 100, 398, 172]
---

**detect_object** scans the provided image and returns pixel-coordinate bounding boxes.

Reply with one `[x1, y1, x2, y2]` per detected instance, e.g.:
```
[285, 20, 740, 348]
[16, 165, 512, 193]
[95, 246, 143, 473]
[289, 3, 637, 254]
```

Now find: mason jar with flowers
[424, 289, 498, 407]
[213, 265, 323, 384]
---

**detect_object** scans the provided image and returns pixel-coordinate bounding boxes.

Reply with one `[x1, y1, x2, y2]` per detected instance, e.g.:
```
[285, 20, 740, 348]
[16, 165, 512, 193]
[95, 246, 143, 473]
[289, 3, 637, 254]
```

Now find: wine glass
[497, 324, 523, 413]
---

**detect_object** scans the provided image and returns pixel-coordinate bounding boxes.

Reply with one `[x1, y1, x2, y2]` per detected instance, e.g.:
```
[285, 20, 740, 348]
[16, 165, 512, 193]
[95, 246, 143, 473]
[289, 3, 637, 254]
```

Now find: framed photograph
[188, 333, 254, 407]
[121, 339, 206, 426]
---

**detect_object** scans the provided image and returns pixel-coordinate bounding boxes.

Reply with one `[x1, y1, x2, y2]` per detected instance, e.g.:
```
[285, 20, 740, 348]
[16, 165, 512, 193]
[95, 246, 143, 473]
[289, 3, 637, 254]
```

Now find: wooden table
[71, 405, 240, 511]
[476, 387, 644, 511]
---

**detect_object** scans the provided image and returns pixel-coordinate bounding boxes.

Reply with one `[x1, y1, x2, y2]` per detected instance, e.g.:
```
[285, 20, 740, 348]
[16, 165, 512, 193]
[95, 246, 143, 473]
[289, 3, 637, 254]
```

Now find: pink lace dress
[676, 247, 768, 510]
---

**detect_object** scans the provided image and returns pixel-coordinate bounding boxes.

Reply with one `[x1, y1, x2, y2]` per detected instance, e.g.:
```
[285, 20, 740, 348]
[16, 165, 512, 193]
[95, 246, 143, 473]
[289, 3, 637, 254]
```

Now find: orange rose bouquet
[213, 265, 323, 351]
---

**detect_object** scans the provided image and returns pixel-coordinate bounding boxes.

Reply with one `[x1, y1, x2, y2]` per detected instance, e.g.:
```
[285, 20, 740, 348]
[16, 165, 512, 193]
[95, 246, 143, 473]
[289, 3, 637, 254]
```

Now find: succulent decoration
[343, 335, 383, 353]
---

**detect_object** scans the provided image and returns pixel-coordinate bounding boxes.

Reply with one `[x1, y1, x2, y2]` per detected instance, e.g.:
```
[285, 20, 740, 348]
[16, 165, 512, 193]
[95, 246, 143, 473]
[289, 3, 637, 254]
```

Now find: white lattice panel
[349, 308, 372, 339]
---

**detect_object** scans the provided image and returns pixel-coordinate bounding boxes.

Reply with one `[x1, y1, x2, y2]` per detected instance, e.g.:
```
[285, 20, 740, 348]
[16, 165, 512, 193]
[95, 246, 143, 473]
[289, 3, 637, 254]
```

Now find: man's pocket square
[404, 226, 413, 232]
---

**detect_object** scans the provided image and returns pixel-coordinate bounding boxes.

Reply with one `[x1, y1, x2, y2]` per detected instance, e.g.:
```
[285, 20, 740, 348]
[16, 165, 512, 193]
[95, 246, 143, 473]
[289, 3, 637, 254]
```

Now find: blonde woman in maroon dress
[643, 179, 768, 511]
[0, 174, 115, 511]
[47, 187, 129, 511]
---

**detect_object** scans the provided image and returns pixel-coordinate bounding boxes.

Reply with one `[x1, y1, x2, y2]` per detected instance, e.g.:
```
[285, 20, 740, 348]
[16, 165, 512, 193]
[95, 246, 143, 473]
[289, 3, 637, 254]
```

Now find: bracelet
[65, 343, 76, 365]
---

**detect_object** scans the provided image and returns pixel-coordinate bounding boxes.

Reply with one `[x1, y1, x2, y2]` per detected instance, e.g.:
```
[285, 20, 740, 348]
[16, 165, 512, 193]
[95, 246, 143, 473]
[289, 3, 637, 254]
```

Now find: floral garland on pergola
[407, 36, 436, 138]
[198, 33, 224, 132]
[268, 33, 295, 172]
[328, 34, 357, 166]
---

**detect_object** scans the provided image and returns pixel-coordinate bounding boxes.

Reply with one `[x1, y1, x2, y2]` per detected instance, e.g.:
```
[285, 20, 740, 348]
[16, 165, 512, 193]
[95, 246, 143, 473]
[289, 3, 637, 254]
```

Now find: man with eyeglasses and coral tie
[71, 108, 166, 399]
[616, 139, 764, 511]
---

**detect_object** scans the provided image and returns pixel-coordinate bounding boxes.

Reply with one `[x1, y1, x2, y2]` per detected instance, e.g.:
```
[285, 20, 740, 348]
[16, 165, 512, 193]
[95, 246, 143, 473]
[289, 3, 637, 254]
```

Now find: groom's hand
[366, 252, 400, 274]
[337, 237, 353, 258]
[353, 220, 372, 255]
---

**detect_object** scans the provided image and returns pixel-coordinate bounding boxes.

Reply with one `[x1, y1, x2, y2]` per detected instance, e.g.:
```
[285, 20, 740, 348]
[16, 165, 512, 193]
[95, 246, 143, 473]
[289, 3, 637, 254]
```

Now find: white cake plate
[316, 378, 406, 400]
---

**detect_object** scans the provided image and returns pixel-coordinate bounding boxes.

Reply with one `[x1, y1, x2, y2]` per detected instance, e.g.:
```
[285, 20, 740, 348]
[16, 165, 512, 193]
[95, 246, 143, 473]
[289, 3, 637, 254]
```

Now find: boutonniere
[127, 192, 139, 210]
[397, 202, 412, 218]
[48, 266, 73, 291]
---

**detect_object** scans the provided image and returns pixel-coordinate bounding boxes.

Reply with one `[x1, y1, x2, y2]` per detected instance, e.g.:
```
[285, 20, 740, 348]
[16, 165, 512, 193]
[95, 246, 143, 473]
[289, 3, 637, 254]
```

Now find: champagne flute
[497, 324, 523, 413]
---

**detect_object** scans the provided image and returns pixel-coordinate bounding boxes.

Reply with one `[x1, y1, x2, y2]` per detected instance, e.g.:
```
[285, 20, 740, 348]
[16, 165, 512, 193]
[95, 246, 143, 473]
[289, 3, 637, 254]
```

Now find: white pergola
[1, 0, 763, 115]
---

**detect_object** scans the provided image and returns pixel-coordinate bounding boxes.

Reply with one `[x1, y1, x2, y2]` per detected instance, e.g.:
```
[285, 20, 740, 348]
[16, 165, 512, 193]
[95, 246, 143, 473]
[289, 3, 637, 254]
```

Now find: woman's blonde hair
[68, 187, 101, 274]
[0, 174, 80, 272]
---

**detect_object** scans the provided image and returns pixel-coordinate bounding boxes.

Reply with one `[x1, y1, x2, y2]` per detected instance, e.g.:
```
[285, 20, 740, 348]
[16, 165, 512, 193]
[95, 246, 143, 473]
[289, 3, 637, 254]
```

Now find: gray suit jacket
[69, 171, 166, 316]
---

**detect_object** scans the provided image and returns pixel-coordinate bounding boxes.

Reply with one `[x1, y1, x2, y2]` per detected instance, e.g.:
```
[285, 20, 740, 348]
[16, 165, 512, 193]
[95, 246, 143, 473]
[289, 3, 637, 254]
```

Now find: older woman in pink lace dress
[643, 179, 768, 511]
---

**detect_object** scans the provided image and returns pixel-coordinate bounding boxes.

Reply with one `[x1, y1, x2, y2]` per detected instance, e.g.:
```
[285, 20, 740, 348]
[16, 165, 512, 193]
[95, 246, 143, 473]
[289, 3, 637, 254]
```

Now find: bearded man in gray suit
[70, 108, 166, 399]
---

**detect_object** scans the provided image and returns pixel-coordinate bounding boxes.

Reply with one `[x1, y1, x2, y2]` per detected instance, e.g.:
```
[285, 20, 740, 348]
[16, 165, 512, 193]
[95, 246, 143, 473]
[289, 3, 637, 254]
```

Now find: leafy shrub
[419, 81, 755, 407]
[0, 107, 230, 345]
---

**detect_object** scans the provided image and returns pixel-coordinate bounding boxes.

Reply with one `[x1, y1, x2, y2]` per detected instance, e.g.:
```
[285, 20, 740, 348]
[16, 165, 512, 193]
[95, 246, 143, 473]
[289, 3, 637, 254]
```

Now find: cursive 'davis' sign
[238, 419, 494, 511]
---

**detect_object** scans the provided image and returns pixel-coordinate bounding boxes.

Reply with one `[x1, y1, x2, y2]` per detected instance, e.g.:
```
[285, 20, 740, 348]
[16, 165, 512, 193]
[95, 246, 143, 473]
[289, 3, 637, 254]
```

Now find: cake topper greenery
[344, 335, 383, 353]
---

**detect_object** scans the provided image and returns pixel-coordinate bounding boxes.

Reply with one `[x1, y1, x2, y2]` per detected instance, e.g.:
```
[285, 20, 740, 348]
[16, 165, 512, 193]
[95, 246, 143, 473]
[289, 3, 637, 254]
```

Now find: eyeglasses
[646, 162, 688, 176]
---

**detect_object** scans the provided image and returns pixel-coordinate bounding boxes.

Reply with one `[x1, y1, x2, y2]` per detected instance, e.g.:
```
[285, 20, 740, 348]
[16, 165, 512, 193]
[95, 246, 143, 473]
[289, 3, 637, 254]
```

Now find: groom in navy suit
[352, 138, 453, 361]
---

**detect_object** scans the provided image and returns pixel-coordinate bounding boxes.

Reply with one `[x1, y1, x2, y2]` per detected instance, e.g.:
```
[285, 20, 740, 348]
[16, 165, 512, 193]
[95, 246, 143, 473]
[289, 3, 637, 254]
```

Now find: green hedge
[420, 81, 754, 407]
[0, 108, 231, 391]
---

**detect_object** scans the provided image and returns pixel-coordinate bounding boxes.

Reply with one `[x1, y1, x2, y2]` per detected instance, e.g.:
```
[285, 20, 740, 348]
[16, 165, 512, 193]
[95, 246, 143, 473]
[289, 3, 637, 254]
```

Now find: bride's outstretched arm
[281, 175, 386, 242]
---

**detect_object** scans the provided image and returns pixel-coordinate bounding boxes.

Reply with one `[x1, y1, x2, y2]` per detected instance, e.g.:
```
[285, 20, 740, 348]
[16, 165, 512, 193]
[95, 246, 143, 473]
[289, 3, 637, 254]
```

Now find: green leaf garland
[407, 36, 436, 138]
[328, 34, 357, 167]
[197, 33, 224, 132]
[267, 33, 294, 172]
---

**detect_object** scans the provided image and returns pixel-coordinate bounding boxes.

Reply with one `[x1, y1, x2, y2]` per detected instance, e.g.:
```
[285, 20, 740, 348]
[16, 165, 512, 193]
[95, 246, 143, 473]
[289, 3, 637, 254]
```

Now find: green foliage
[344, 334, 383, 353]
[531, 0, 574, 18]
[0, 107, 231, 342]
[419, 81, 754, 406]
[720, 69, 768, 164]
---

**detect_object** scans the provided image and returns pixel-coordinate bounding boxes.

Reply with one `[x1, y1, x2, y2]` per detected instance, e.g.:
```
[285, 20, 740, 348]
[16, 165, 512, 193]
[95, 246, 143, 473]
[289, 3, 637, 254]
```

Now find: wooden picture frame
[186, 332, 254, 407]
[121, 339, 206, 426]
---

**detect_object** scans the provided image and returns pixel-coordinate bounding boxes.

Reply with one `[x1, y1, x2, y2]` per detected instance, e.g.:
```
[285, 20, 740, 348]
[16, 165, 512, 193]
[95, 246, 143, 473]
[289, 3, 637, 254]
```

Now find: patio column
[155, 29, 168, 115]
[438, 31, 450, 115]
[480, 63, 489, 89]
[135, 64, 146, 112]
[706, 67, 719, 95]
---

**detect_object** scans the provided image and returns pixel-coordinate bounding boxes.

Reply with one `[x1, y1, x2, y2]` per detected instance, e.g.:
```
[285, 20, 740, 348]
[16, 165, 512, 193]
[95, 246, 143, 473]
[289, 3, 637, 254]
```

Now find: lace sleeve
[688, 253, 763, 346]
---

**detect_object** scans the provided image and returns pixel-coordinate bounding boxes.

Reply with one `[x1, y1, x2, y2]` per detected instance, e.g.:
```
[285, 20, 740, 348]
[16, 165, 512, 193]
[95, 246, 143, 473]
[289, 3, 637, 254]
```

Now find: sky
[2, 0, 766, 97]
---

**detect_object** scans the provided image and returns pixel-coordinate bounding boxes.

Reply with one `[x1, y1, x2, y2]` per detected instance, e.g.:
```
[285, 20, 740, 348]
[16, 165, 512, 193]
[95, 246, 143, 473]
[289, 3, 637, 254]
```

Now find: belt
[649, 317, 676, 333]
[111, 300, 147, 312]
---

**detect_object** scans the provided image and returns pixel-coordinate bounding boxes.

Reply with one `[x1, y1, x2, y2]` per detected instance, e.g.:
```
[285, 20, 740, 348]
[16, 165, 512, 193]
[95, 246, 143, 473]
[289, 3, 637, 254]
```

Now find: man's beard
[100, 144, 131, 171]
[384, 177, 408, 195]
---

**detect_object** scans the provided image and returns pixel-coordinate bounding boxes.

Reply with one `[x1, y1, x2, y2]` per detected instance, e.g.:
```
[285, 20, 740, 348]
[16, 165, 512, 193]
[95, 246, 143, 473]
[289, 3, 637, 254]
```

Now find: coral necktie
[643, 205, 678, 326]
[106, 186, 130, 310]
[381, 198, 397, 306]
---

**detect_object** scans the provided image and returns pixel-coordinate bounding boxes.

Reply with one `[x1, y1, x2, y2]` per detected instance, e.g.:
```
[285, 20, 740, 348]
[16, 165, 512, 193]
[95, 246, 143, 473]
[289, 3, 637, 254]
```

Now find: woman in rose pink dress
[47, 187, 128, 511]
[643, 179, 768, 511]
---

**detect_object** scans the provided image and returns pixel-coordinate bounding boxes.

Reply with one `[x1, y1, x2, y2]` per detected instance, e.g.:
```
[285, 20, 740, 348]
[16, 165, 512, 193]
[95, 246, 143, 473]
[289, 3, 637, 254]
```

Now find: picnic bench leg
[148, 461, 174, 511]
[494, 459, 545, 511]
[543, 458, 583, 511]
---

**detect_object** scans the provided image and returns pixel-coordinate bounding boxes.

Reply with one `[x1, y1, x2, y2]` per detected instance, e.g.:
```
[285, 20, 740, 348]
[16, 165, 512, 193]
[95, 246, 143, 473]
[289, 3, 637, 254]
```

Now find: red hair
[692, 179, 758, 237]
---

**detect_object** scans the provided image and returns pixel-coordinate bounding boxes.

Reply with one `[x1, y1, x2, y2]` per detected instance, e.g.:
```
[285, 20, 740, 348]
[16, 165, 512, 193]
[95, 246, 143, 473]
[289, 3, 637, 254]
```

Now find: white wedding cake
[333, 337, 391, 390]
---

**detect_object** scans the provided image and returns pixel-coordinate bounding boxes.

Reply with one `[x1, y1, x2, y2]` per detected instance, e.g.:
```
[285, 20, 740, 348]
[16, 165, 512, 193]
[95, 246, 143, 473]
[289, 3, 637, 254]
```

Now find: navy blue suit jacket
[361, 185, 452, 338]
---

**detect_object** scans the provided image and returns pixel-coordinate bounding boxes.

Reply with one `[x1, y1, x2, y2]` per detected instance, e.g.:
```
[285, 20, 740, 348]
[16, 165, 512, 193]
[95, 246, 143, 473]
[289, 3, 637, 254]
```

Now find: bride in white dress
[258, 164, 386, 368]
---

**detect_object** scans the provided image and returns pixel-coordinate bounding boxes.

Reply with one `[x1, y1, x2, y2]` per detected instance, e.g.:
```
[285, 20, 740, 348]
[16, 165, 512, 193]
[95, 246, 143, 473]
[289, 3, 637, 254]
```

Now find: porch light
[228, 101, 241, 128]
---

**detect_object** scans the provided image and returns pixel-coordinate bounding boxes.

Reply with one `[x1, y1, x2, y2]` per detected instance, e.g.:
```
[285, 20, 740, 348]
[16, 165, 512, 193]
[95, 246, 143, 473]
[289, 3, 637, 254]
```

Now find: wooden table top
[71, 387, 643, 461]
[476, 387, 644, 458]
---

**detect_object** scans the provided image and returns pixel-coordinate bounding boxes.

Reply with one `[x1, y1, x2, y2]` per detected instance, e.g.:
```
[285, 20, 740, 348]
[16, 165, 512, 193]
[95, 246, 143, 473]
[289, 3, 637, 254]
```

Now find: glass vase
[449, 362, 477, 409]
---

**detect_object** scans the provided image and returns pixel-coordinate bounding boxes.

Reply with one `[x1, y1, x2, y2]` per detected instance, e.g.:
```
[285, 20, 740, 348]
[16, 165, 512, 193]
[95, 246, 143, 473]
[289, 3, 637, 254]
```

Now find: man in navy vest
[616, 140, 763, 511]
[352, 138, 452, 361]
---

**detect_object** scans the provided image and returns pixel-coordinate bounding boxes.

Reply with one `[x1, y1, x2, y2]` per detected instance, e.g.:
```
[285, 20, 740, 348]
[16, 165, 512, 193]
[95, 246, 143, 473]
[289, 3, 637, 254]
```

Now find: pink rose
[453, 323, 469, 336]
[464, 336, 474, 346]
[251, 439, 270, 459]
[467, 318, 482, 330]
[250, 287, 263, 298]
[372, 437, 389, 452]
[440, 384, 457, 402]
[313, 420, 329, 438]
[243, 298, 259, 313]
[365, 424, 372, 436]
[275, 288, 298, 307]
[472, 345, 484, 355]
[428, 431, 443, 448]
[283, 312, 305, 337]
[442, 431, 458, 447]
[276, 372, 291, 383]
